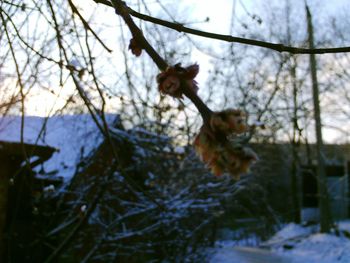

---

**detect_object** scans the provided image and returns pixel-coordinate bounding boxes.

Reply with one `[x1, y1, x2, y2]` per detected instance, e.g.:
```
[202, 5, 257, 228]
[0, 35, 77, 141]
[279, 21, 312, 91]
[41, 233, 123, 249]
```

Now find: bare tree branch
[94, 0, 350, 55]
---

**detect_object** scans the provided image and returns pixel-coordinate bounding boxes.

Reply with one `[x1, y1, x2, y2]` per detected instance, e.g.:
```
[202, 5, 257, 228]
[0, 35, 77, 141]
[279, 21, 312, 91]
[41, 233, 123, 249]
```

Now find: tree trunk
[306, 4, 332, 233]
[290, 57, 301, 224]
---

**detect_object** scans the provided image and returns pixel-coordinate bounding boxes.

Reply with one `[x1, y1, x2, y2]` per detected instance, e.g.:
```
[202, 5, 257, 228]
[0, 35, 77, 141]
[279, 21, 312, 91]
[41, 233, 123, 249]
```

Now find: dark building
[0, 140, 58, 262]
[252, 143, 350, 222]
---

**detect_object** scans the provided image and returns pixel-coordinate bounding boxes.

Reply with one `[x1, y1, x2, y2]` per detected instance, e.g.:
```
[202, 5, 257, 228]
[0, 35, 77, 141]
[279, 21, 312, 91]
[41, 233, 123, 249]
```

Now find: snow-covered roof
[0, 114, 118, 181]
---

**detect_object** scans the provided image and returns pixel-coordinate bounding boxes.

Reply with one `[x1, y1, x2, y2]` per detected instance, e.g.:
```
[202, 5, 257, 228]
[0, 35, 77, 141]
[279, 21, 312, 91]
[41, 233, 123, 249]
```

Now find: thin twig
[67, 0, 112, 53]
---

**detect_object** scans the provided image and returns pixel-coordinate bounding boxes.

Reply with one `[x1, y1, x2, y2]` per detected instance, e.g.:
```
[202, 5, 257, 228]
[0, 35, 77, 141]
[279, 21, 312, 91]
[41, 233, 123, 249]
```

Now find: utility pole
[305, 4, 332, 233]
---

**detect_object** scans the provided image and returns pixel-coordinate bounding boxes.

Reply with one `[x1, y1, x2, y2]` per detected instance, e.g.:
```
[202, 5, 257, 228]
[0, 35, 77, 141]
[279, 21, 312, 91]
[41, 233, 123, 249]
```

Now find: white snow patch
[43, 184, 55, 192]
[269, 223, 314, 243]
[338, 220, 350, 232]
[281, 233, 350, 263]
[80, 205, 87, 213]
[209, 221, 350, 263]
[270, 222, 350, 263]
[174, 146, 185, 154]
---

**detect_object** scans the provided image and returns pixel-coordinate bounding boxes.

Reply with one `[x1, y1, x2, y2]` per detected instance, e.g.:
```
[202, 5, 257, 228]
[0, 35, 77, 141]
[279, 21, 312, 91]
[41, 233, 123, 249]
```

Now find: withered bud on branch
[128, 38, 142, 56]
[210, 109, 248, 135]
[194, 109, 257, 179]
[157, 63, 199, 98]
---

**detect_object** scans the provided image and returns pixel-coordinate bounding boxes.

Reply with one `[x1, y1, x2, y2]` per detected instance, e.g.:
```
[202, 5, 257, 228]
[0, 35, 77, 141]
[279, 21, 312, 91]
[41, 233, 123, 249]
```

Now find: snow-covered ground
[0, 115, 117, 181]
[210, 221, 350, 263]
[269, 221, 350, 263]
